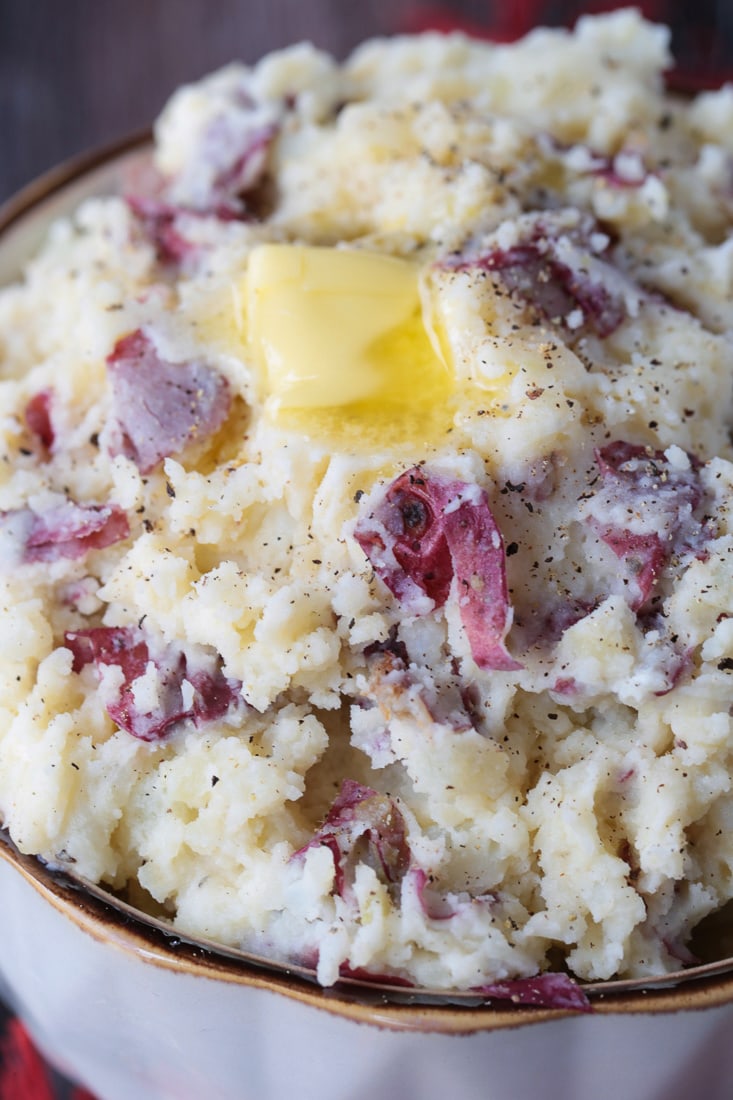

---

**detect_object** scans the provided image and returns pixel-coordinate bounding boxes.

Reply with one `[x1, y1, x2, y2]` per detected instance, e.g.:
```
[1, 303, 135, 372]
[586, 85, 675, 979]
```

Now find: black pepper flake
[718, 658, 733, 671]
[89, 432, 100, 448]
[166, 482, 176, 498]
[547, 713, 558, 720]
[506, 542, 519, 556]
[211, 775, 220, 786]
[354, 489, 364, 503]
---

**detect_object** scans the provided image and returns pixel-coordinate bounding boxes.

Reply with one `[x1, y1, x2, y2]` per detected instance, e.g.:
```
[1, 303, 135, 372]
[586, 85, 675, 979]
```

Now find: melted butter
[244, 244, 456, 450]
[189, 279, 246, 356]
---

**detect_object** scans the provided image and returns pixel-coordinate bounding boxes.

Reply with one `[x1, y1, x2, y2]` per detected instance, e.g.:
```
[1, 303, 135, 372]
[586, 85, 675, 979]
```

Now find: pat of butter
[245, 244, 449, 410]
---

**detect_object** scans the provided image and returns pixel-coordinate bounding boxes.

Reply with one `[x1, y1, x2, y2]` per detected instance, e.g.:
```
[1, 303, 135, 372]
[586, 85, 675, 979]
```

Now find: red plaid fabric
[0, 1016, 96, 1100]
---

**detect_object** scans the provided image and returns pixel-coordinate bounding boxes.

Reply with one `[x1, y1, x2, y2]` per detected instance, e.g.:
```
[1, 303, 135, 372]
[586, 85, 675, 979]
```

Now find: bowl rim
[3, 128, 733, 1034]
[7, 829, 733, 1033]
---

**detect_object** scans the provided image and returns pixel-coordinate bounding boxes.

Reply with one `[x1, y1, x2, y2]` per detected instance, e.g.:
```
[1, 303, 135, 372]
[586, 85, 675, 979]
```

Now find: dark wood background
[2, 0, 727, 206]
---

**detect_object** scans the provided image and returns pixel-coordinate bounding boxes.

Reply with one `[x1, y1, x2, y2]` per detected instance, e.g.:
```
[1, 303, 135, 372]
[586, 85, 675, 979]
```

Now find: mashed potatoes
[1, 9, 733, 995]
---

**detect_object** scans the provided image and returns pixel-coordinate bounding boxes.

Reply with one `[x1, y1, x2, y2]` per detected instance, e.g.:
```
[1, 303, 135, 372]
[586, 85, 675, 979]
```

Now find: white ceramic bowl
[4, 140, 733, 1100]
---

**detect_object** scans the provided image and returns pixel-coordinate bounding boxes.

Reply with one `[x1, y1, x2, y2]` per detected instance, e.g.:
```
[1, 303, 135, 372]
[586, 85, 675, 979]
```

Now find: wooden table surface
[1, 1, 729, 205]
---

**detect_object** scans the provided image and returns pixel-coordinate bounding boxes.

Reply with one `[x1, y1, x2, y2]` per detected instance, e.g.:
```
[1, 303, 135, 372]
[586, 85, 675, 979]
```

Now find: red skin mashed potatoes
[1, 9, 733, 998]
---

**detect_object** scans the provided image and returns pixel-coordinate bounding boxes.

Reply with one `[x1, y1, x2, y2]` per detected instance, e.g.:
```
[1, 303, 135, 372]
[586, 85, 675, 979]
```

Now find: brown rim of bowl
[3, 127, 733, 1033]
[0, 129, 152, 237]
[5, 831, 733, 1034]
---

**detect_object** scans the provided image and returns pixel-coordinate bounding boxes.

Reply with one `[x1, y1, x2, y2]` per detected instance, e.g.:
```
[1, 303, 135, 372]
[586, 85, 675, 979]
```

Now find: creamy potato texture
[2, 10, 733, 993]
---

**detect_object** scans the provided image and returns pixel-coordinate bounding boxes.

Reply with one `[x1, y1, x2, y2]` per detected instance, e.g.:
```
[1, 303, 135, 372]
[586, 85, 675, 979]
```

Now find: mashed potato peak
[1, 10, 733, 995]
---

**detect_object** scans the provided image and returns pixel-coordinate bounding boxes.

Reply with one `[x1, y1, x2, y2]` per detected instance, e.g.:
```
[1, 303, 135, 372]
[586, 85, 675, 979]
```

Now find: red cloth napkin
[0, 1016, 96, 1100]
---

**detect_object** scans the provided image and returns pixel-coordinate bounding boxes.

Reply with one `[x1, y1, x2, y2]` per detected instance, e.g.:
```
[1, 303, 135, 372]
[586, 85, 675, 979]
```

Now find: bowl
[4, 135, 733, 1100]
